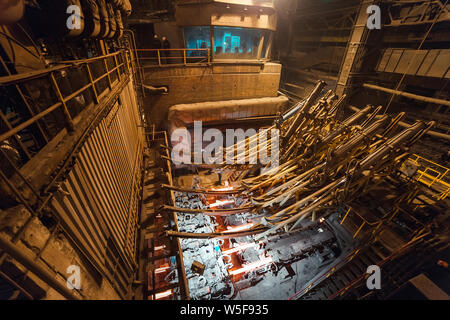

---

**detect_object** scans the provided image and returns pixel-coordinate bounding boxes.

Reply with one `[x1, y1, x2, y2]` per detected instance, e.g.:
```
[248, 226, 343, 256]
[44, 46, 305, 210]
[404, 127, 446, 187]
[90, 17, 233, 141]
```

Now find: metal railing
[340, 206, 381, 239]
[136, 48, 211, 67]
[0, 50, 130, 172]
[0, 48, 138, 299]
[408, 154, 450, 200]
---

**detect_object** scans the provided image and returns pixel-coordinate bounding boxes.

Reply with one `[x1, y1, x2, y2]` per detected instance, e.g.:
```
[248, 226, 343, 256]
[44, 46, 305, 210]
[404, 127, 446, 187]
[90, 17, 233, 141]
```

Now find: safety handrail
[339, 205, 384, 239]
[136, 48, 211, 66]
[0, 49, 132, 167]
[408, 153, 450, 199]
[0, 51, 124, 86]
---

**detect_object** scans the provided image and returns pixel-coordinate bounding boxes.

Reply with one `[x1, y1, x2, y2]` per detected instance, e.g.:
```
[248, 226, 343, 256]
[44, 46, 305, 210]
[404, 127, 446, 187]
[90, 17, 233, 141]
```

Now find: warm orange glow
[222, 243, 256, 254]
[224, 223, 254, 233]
[211, 186, 234, 191]
[154, 266, 171, 274]
[154, 245, 166, 251]
[209, 199, 235, 208]
[229, 257, 273, 275]
[155, 289, 173, 299]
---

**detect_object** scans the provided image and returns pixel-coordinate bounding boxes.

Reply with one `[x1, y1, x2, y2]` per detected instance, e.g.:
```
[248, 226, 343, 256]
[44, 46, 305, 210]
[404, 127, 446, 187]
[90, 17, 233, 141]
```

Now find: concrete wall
[176, 2, 277, 31]
[0, 78, 143, 300]
[143, 62, 282, 128]
[0, 205, 120, 300]
[154, 21, 184, 49]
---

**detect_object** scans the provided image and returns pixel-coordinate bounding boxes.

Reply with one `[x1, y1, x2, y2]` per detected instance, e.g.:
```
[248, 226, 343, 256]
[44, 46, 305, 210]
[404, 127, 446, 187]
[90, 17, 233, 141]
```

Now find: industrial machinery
[0, 0, 448, 302]
[162, 81, 441, 300]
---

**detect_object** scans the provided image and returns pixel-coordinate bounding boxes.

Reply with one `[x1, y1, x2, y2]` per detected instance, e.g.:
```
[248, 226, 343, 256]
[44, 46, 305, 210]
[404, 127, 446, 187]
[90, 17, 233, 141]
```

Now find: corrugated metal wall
[50, 79, 144, 296]
[377, 48, 450, 79]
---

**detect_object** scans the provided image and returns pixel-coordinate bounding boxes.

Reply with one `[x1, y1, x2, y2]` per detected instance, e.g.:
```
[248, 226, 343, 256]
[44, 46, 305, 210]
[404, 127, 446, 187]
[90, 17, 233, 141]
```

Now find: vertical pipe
[49, 73, 75, 132]
[340, 207, 351, 225]
[103, 58, 113, 89]
[86, 63, 99, 103]
[157, 50, 161, 66]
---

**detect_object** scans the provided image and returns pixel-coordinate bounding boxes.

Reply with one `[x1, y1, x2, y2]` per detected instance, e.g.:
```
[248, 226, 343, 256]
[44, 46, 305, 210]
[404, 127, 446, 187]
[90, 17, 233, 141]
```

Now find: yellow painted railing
[340, 206, 381, 239]
[408, 154, 449, 200]
[136, 48, 211, 66]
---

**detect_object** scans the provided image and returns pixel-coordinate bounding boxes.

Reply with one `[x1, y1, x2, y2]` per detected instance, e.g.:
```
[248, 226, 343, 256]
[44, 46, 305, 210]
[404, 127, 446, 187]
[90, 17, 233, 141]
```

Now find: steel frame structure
[0, 44, 143, 299]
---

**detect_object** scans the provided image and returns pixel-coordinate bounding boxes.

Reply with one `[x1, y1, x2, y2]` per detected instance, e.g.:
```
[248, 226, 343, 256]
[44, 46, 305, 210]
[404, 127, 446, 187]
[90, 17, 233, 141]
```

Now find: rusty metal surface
[0, 43, 144, 299]
[49, 80, 144, 296]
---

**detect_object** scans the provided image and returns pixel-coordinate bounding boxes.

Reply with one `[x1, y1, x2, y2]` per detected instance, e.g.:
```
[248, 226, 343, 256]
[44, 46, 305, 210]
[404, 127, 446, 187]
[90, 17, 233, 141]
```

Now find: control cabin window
[183, 26, 211, 60]
[183, 26, 272, 61]
[214, 27, 261, 60]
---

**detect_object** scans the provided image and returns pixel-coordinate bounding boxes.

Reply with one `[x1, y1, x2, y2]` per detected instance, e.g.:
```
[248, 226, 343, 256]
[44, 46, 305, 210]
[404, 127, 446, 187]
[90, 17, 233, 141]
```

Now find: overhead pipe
[363, 83, 450, 107]
[106, 2, 117, 38]
[0, 0, 24, 25]
[282, 80, 327, 146]
[143, 84, 168, 94]
[80, 0, 101, 37]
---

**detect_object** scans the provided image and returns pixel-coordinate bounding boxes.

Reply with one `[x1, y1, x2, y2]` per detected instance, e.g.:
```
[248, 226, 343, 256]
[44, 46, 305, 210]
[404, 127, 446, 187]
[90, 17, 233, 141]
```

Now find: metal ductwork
[97, 0, 110, 38]
[24, 0, 128, 39]
[106, 2, 117, 38]
[112, 0, 132, 16]
[80, 0, 101, 37]
[0, 0, 25, 25]
[167, 95, 289, 135]
[25, 0, 86, 38]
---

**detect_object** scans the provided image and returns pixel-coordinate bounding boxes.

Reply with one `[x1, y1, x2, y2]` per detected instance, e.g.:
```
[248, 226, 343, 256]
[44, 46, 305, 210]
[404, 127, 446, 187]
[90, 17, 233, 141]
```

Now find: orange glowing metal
[229, 257, 273, 276]
[155, 289, 173, 299]
[211, 186, 234, 191]
[154, 266, 171, 273]
[222, 243, 256, 254]
[224, 223, 254, 233]
[209, 199, 235, 208]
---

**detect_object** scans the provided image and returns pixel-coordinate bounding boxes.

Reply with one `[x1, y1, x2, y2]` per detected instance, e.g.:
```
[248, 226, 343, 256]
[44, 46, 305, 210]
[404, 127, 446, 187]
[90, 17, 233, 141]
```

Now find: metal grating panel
[50, 80, 144, 294]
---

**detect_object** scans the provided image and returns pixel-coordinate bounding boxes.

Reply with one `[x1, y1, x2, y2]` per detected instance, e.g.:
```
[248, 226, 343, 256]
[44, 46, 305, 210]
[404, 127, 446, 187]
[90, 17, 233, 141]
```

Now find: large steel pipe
[282, 80, 327, 146]
[363, 83, 450, 107]
[349, 105, 450, 141]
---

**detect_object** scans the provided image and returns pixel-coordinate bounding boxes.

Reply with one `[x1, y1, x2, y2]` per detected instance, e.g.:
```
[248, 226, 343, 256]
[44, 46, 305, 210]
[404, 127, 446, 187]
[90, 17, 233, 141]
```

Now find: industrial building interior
[0, 0, 449, 301]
